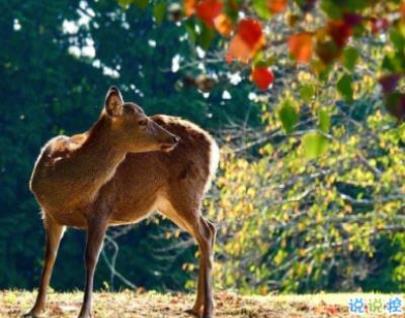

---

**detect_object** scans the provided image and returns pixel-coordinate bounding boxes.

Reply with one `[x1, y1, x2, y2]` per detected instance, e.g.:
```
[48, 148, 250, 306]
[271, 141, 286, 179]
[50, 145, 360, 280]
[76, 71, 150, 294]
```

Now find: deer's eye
[138, 119, 148, 126]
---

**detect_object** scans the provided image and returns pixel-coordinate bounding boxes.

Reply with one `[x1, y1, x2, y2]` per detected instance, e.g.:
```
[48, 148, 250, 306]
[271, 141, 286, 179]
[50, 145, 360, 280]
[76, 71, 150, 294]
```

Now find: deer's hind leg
[159, 195, 216, 318]
[24, 215, 65, 317]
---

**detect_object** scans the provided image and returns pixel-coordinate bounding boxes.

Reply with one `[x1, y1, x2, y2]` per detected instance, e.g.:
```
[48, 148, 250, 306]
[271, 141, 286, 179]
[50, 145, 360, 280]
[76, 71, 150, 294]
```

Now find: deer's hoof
[22, 311, 42, 318]
[184, 308, 200, 317]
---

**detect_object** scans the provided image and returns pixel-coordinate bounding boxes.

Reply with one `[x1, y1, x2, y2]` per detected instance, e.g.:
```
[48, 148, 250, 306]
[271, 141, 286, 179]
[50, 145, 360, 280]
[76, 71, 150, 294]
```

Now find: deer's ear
[105, 86, 124, 117]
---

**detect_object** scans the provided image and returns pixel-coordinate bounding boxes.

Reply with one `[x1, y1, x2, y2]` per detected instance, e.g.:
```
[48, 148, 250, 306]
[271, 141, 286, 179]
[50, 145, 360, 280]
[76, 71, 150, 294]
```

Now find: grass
[0, 290, 401, 317]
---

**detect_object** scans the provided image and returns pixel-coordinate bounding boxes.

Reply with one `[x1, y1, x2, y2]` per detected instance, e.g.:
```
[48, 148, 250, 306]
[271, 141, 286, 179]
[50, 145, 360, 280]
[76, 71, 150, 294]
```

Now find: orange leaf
[268, 0, 288, 14]
[214, 13, 232, 37]
[251, 67, 274, 90]
[226, 35, 252, 63]
[288, 32, 313, 63]
[196, 0, 223, 27]
[184, 0, 197, 17]
[226, 19, 265, 63]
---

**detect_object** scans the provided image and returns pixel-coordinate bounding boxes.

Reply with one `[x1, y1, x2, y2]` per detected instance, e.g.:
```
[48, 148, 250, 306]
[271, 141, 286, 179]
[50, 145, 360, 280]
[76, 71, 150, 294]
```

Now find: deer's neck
[34, 116, 126, 209]
[73, 117, 125, 195]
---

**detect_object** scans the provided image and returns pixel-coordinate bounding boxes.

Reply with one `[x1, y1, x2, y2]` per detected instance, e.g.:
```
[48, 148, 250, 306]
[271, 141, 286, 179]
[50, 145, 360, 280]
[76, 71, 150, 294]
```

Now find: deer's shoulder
[40, 133, 89, 165]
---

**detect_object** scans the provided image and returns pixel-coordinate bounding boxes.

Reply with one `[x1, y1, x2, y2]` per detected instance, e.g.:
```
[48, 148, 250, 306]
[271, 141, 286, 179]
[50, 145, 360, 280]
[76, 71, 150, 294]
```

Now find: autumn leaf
[315, 39, 342, 64]
[379, 74, 400, 94]
[226, 19, 265, 63]
[251, 67, 274, 90]
[370, 18, 389, 34]
[343, 13, 362, 27]
[327, 20, 352, 47]
[268, 0, 288, 14]
[288, 32, 313, 64]
[401, 2, 405, 19]
[238, 19, 265, 48]
[196, 0, 223, 27]
[214, 13, 232, 37]
[184, 0, 196, 17]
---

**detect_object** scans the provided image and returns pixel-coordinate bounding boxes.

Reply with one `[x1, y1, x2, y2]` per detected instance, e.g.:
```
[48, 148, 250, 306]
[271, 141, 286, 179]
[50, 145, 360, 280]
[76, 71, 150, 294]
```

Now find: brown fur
[25, 88, 218, 318]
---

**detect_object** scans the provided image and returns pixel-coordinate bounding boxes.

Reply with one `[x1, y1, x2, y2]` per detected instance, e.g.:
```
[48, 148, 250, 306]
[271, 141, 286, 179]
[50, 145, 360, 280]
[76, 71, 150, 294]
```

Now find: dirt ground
[1, 290, 398, 317]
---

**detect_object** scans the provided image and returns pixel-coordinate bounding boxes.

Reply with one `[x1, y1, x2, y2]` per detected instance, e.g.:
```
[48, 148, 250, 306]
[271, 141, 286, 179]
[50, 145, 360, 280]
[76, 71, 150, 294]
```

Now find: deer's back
[105, 115, 219, 224]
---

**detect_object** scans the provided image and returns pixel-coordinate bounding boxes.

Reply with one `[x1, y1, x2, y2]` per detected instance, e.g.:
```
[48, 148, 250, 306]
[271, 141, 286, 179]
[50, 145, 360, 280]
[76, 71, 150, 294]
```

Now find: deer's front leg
[78, 216, 108, 318]
[24, 218, 65, 317]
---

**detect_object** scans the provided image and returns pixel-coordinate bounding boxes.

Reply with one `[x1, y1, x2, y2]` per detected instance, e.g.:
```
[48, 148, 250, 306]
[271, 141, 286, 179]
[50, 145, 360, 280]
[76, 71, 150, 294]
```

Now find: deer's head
[103, 86, 179, 153]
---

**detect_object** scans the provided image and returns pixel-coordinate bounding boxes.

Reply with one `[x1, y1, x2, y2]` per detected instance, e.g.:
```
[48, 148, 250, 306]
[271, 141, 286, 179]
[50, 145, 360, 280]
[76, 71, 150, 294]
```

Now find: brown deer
[24, 87, 219, 318]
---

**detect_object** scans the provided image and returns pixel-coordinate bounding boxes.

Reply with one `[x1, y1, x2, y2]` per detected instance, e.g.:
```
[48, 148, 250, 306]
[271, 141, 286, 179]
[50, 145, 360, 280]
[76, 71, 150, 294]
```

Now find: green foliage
[343, 47, 359, 72]
[301, 132, 329, 159]
[278, 98, 299, 133]
[337, 74, 353, 102]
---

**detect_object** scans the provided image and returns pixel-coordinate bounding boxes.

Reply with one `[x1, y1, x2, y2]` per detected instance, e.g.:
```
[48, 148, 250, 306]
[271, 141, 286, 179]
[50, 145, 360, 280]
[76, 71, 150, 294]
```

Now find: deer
[24, 86, 219, 318]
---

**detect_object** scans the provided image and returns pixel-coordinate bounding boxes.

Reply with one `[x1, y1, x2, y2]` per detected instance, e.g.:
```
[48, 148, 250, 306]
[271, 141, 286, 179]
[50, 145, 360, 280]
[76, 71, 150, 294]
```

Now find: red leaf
[379, 74, 400, 94]
[268, 0, 288, 14]
[238, 19, 264, 48]
[328, 20, 352, 47]
[226, 19, 265, 63]
[371, 18, 389, 34]
[251, 67, 274, 90]
[288, 32, 313, 63]
[343, 13, 362, 27]
[196, 0, 223, 27]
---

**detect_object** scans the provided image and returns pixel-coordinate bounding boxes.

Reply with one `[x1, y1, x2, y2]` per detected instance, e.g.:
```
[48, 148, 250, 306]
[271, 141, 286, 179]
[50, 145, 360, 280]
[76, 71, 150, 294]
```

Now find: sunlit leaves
[253, 0, 271, 19]
[318, 108, 330, 133]
[278, 98, 299, 133]
[288, 32, 313, 64]
[209, 99, 403, 292]
[301, 132, 328, 158]
[300, 84, 315, 102]
[226, 19, 265, 63]
[251, 67, 274, 90]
